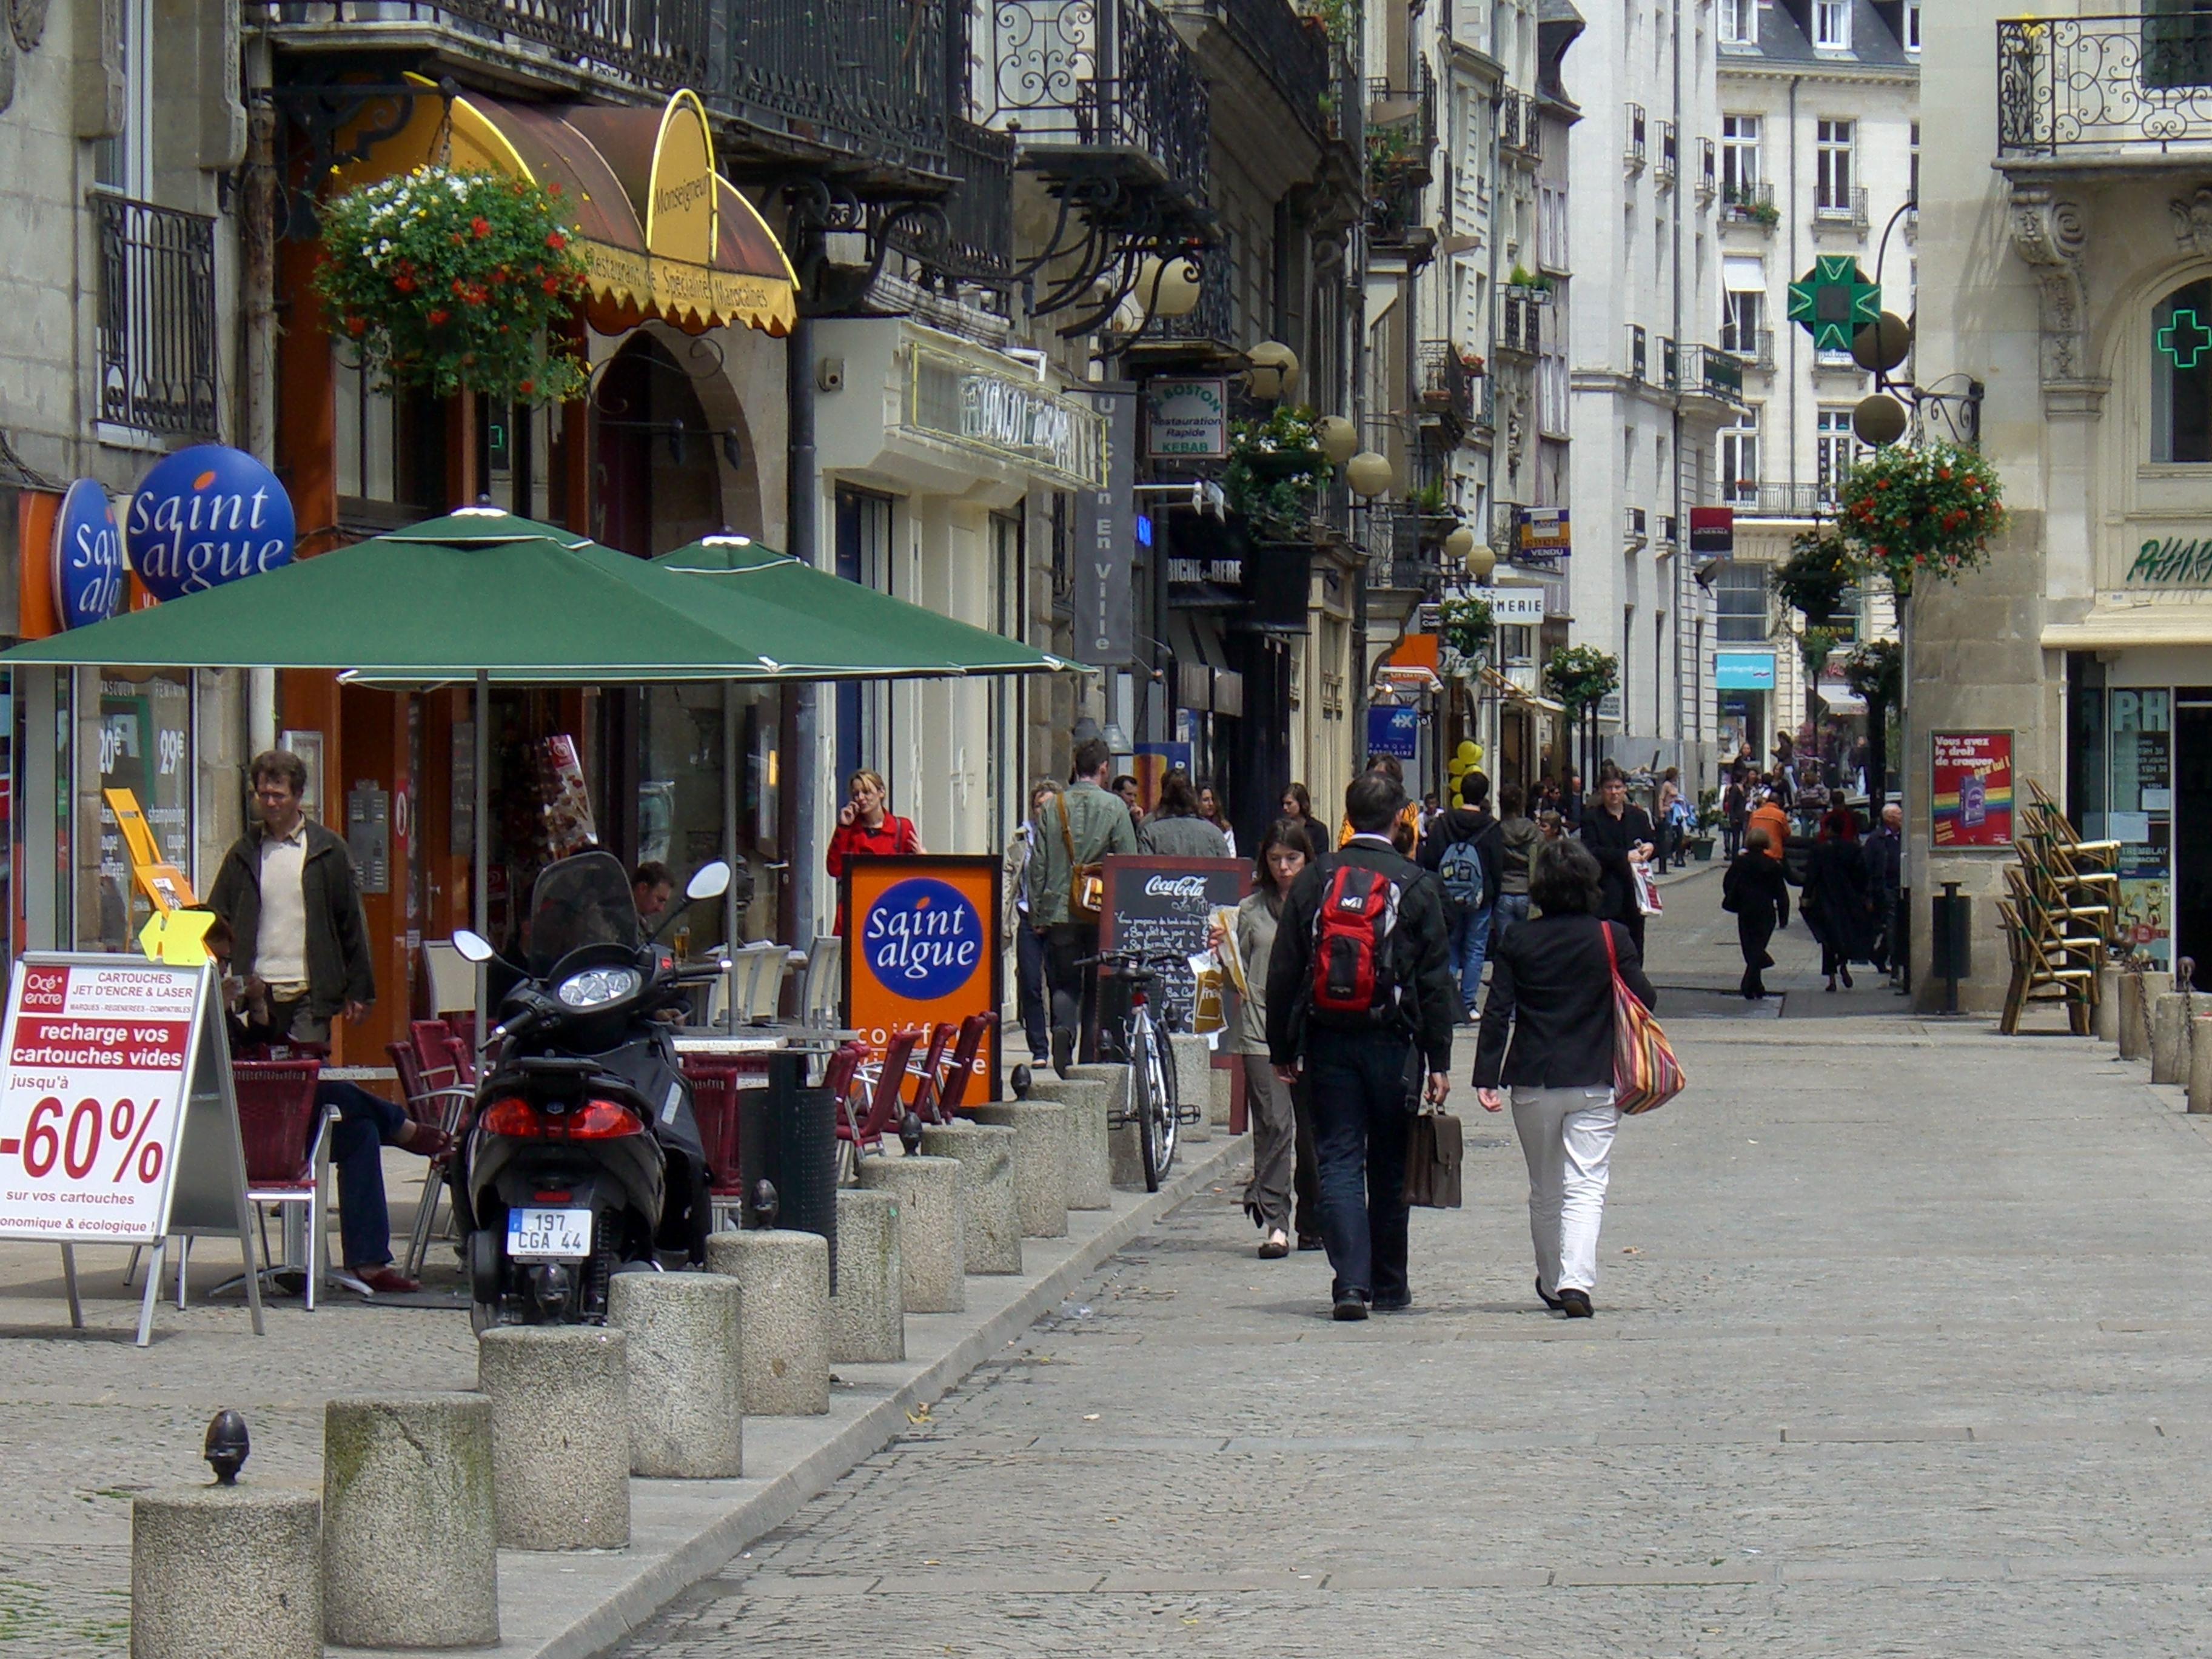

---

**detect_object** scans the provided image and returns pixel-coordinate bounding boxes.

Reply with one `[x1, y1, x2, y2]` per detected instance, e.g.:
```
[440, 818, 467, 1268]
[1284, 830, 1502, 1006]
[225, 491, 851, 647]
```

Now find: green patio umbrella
[652, 534, 1086, 677]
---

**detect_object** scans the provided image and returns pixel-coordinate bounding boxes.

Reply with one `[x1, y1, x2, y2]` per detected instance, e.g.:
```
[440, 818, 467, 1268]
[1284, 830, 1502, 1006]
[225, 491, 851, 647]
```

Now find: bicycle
[1077, 949, 1203, 1191]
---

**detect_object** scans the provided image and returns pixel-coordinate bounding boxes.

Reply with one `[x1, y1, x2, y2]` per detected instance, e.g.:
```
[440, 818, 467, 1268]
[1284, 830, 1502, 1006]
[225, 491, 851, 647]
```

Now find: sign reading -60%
[7, 1096, 164, 1185]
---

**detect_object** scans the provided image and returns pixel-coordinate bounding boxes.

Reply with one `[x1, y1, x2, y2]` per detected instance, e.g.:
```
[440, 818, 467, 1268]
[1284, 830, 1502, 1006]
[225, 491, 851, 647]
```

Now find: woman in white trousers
[1470, 838, 1655, 1317]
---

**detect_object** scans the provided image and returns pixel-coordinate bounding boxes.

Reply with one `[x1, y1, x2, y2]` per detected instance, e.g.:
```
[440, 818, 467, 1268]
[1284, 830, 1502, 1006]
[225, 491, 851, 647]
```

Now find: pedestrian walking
[1030, 737, 1139, 1072]
[1864, 802, 1904, 984]
[1561, 773, 1584, 831]
[1747, 789, 1791, 866]
[1336, 752, 1421, 855]
[1804, 804, 1873, 991]
[1473, 838, 1657, 1319]
[1004, 777, 1061, 1067]
[1419, 769, 1503, 1020]
[1212, 817, 1319, 1259]
[1492, 783, 1538, 950]
[1720, 770, 1749, 860]
[1722, 826, 1791, 999]
[1268, 772, 1456, 1320]
[1579, 765, 1657, 958]
[1140, 771, 1231, 857]
[1656, 766, 1681, 871]
[1281, 782, 1313, 829]
[1198, 783, 1238, 859]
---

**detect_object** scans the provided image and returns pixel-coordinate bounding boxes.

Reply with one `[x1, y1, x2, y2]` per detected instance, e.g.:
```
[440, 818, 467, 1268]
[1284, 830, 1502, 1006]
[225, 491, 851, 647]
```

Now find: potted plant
[1832, 439, 2006, 600]
[1687, 786, 1720, 861]
[1439, 593, 1493, 663]
[1222, 405, 1332, 537]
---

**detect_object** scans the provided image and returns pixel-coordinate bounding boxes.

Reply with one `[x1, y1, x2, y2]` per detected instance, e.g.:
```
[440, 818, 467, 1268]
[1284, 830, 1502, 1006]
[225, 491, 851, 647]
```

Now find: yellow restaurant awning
[337, 83, 797, 338]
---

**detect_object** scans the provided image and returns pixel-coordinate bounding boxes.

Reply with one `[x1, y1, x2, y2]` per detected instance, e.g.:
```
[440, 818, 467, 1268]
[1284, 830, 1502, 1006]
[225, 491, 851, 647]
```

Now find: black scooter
[448, 851, 730, 1329]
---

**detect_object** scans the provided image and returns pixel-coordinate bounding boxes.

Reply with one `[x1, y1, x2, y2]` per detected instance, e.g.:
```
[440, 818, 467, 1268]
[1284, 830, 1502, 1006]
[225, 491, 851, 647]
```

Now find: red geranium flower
[427, 307, 449, 324]
[546, 230, 567, 250]
[471, 216, 491, 238]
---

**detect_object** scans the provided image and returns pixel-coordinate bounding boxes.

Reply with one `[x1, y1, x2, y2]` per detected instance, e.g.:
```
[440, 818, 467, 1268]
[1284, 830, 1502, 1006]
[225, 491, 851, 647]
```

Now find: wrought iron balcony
[1136, 242, 1238, 349]
[1723, 325, 1776, 370]
[1496, 292, 1543, 357]
[978, 0, 1211, 201]
[1697, 137, 1717, 202]
[1999, 14, 2212, 157]
[1367, 64, 1437, 189]
[1721, 180, 1778, 228]
[1723, 481, 1826, 518]
[1500, 88, 1542, 160]
[93, 192, 219, 438]
[1418, 338, 1478, 431]
[269, 0, 709, 98]
[891, 118, 1015, 283]
[1656, 119, 1678, 187]
[1159, 0, 1330, 137]
[1814, 184, 1870, 232]
[1624, 101, 1647, 170]
[1683, 344, 1748, 406]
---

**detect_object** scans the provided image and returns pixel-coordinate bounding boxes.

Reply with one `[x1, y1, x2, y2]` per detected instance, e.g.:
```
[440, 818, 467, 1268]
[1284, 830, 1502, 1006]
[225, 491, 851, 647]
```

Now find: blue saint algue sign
[49, 478, 124, 629]
[1366, 703, 1421, 760]
[126, 444, 295, 603]
[861, 876, 985, 999]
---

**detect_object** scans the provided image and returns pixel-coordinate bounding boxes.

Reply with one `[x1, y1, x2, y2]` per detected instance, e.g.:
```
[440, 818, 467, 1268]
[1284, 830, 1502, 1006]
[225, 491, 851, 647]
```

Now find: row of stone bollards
[129, 1044, 1227, 1655]
[2106, 966, 2212, 1114]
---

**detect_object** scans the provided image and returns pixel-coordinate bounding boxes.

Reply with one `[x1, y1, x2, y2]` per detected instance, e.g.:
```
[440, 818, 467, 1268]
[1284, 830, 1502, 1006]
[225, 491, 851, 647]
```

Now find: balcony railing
[1162, 0, 1329, 135]
[1498, 291, 1545, 355]
[275, 0, 709, 96]
[1419, 339, 1478, 426]
[1140, 242, 1238, 344]
[1999, 14, 2212, 157]
[1500, 88, 1542, 159]
[1721, 181, 1777, 227]
[1657, 119, 1678, 186]
[1629, 323, 1647, 381]
[728, 0, 950, 172]
[1723, 481, 1827, 518]
[1814, 184, 1870, 231]
[1660, 335, 1680, 390]
[1625, 101, 1647, 169]
[923, 118, 1016, 281]
[1625, 506, 1648, 545]
[1683, 344, 1748, 404]
[980, 0, 1211, 198]
[1367, 63, 1438, 186]
[1722, 325, 1776, 369]
[1698, 136, 1717, 201]
[93, 192, 219, 438]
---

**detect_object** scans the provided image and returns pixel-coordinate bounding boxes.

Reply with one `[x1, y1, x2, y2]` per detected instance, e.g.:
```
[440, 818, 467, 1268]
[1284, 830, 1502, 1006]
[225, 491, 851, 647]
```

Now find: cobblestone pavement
[622, 876, 2212, 1658]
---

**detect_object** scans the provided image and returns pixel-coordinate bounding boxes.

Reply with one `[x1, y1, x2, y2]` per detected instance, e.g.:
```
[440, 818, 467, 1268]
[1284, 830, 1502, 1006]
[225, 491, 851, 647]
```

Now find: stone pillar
[856, 1155, 965, 1312]
[322, 1393, 498, 1648]
[703, 1228, 833, 1413]
[2094, 964, 2121, 1044]
[478, 1326, 631, 1549]
[608, 1272, 743, 1478]
[2119, 971, 2171, 1062]
[1170, 1034, 1213, 1144]
[829, 1188, 905, 1363]
[1208, 1060, 1234, 1128]
[1025, 1076, 1111, 1209]
[1065, 1062, 1145, 1190]
[132, 1486, 320, 1659]
[919, 1119, 1022, 1274]
[2189, 1013, 2212, 1114]
[2153, 992, 2196, 1085]
[970, 1100, 1070, 1238]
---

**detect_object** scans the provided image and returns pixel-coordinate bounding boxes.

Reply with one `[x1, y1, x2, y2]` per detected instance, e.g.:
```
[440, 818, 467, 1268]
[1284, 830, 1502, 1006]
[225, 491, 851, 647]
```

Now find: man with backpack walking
[1267, 772, 1457, 1321]
[1419, 770, 1503, 1021]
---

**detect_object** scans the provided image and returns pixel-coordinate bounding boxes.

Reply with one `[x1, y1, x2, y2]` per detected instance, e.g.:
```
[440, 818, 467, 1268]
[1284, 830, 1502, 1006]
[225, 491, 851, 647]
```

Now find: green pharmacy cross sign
[2159, 308, 2212, 370]
[1787, 256, 1880, 354]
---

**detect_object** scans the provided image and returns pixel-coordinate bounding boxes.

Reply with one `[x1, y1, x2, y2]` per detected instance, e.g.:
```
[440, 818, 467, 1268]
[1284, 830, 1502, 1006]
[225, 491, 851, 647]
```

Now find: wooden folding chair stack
[1998, 782, 2123, 1034]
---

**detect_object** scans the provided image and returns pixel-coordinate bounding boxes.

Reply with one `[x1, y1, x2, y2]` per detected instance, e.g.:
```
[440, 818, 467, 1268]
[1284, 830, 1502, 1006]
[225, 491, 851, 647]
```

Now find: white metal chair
[800, 934, 843, 1026]
[746, 948, 803, 1024]
[421, 940, 477, 1015]
[706, 942, 776, 1028]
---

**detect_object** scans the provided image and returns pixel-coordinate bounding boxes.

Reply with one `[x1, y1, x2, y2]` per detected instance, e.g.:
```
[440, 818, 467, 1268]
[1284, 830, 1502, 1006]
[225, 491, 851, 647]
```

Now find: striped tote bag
[1600, 920, 1686, 1115]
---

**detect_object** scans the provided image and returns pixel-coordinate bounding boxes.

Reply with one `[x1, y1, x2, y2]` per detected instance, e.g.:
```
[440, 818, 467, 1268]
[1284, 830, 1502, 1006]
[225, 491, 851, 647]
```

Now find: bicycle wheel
[1141, 1014, 1178, 1187]
[1132, 1020, 1160, 1192]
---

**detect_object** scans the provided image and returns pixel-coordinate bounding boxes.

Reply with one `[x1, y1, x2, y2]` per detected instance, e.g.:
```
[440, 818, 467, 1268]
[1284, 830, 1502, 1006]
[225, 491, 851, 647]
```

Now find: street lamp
[1245, 341, 1300, 399]
[1315, 415, 1360, 465]
[1346, 450, 1394, 499]
[1135, 255, 1202, 319]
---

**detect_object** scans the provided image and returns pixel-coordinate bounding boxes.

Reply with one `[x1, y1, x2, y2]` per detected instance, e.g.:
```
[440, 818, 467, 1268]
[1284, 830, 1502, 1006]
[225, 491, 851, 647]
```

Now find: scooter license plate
[506, 1207, 594, 1261]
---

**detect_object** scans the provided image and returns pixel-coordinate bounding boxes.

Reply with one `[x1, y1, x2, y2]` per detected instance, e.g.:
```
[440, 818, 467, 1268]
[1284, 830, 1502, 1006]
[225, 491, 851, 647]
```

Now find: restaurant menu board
[1931, 731, 2015, 849]
[2110, 694, 2173, 964]
[1099, 856, 1250, 1042]
[841, 856, 1002, 1099]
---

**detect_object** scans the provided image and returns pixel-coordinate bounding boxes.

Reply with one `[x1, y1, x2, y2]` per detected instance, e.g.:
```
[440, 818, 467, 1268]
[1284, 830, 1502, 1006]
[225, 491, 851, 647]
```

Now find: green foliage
[1843, 637, 1903, 708]
[1834, 440, 2006, 598]
[1694, 786, 1721, 833]
[1544, 644, 1620, 716]
[1771, 529, 1857, 628]
[1439, 594, 1493, 660]
[317, 165, 591, 404]
[1301, 0, 1358, 44]
[1408, 478, 1449, 515]
[1222, 405, 1332, 535]
[1798, 625, 1841, 679]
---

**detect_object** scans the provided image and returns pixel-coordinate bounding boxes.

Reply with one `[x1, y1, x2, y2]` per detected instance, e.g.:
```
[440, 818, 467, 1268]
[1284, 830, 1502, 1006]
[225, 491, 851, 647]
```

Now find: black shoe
[1373, 1292, 1411, 1312]
[1332, 1291, 1370, 1321]
[1536, 1279, 1563, 1310]
[1557, 1287, 1594, 1318]
[1296, 1233, 1324, 1253]
[1842, 967, 1854, 988]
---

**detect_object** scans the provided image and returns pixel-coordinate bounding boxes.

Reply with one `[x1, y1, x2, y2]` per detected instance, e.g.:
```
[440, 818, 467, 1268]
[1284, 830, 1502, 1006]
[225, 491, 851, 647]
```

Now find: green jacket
[1027, 780, 1138, 928]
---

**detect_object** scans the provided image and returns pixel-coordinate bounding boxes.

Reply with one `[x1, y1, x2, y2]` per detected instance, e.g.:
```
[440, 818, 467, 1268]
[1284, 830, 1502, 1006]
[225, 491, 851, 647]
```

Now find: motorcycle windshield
[526, 852, 641, 976]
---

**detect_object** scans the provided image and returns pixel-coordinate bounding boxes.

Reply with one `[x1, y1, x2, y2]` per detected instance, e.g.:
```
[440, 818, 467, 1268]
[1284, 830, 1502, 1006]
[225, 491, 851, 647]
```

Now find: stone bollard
[920, 1120, 1023, 1274]
[830, 1188, 905, 1363]
[856, 1155, 965, 1312]
[1170, 1034, 1213, 1144]
[478, 1326, 630, 1549]
[609, 1273, 743, 1479]
[2153, 991, 2196, 1084]
[2192, 1014, 2212, 1114]
[1025, 1076, 1111, 1209]
[2094, 964, 2122, 1044]
[1208, 1061, 1234, 1129]
[133, 1485, 321, 1659]
[323, 1393, 498, 1647]
[2120, 971, 2171, 1062]
[703, 1228, 832, 1413]
[1068, 1062, 1145, 1190]
[970, 1101, 1070, 1238]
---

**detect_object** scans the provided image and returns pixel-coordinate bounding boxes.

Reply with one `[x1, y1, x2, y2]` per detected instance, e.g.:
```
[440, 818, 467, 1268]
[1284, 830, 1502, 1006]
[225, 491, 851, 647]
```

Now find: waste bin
[736, 1050, 839, 1285]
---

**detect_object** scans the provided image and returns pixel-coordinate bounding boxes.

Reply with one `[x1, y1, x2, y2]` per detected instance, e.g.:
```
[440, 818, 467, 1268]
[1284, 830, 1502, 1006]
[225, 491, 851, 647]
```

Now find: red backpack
[1310, 863, 1404, 1027]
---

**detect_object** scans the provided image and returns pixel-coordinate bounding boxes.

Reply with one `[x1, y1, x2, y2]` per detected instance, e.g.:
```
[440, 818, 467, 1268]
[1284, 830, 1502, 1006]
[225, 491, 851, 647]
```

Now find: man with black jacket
[1268, 772, 1456, 1321]
[1579, 765, 1657, 957]
[1419, 769, 1503, 1020]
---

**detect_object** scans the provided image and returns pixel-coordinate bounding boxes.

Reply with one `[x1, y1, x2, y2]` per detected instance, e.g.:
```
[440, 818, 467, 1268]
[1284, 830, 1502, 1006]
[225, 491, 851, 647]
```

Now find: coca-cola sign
[1142, 874, 1210, 900]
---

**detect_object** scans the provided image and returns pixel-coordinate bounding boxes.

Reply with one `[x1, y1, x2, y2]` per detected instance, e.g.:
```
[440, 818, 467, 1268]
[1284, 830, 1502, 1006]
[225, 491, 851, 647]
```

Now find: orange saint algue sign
[839, 856, 1002, 1102]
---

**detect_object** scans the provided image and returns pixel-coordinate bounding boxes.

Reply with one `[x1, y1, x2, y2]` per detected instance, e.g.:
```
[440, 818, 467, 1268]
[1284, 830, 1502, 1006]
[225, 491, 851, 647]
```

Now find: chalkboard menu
[1099, 855, 1250, 1039]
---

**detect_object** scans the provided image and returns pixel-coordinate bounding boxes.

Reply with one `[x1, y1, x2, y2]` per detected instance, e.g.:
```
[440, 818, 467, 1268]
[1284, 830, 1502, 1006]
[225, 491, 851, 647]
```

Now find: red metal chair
[920, 1012, 996, 1121]
[839, 1028, 921, 1170]
[679, 1061, 747, 1232]
[908, 1021, 955, 1110]
[389, 1041, 475, 1279]
[230, 1059, 332, 1310]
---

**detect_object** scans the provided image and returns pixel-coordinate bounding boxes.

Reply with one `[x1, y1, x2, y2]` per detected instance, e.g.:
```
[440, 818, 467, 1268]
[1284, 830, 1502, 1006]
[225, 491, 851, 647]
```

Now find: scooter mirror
[451, 929, 497, 964]
[686, 860, 732, 902]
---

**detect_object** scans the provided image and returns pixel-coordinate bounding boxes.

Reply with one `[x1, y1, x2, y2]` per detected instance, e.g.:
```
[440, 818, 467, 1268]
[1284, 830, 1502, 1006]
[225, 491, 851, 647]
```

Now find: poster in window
[1930, 731, 2013, 849]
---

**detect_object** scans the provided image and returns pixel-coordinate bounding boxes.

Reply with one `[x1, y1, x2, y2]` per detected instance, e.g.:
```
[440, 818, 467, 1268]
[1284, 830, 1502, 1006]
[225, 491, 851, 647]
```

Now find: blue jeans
[1448, 905, 1492, 1015]
[1490, 893, 1530, 954]
[320, 1082, 408, 1269]
[1016, 924, 1050, 1062]
[1304, 1025, 1416, 1304]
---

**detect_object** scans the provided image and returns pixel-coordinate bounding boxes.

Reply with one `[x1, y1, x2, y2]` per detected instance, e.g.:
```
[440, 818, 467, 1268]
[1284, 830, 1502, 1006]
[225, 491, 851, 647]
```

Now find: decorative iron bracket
[269, 65, 456, 240]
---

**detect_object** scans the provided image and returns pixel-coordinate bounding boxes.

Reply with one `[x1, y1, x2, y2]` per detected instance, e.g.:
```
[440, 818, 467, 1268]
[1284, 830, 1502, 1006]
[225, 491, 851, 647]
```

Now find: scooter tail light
[567, 1098, 645, 1138]
[480, 1096, 543, 1136]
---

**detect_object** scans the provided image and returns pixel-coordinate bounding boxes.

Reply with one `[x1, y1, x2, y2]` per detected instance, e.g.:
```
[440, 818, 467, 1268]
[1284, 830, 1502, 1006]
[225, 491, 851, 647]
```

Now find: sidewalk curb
[334, 1132, 1247, 1659]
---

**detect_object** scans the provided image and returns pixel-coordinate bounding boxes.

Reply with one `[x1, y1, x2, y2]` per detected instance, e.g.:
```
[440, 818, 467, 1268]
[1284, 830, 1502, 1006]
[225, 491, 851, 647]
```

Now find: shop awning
[338, 84, 797, 337]
[0, 511, 1070, 686]
[2041, 603, 2212, 652]
[652, 536, 1085, 677]
[1477, 661, 1566, 715]
[1818, 682, 1867, 715]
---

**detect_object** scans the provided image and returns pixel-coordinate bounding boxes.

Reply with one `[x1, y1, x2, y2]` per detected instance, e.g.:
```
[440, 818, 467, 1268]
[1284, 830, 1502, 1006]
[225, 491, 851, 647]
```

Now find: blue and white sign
[126, 444, 295, 603]
[1715, 651, 1777, 691]
[1366, 703, 1421, 760]
[861, 877, 985, 1000]
[49, 478, 123, 629]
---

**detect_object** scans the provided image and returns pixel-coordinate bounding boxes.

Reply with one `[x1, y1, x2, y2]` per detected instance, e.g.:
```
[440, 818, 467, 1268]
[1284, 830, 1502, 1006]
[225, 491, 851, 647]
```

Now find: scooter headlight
[554, 966, 642, 1009]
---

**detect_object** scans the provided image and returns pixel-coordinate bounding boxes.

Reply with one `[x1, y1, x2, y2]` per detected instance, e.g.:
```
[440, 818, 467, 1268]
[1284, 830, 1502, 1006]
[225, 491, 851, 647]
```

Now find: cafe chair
[421, 940, 477, 1017]
[799, 935, 843, 1026]
[682, 1061, 748, 1232]
[226, 1060, 336, 1310]
[840, 1029, 920, 1177]
[918, 1011, 996, 1123]
[747, 944, 803, 1024]
[390, 1037, 476, 1280]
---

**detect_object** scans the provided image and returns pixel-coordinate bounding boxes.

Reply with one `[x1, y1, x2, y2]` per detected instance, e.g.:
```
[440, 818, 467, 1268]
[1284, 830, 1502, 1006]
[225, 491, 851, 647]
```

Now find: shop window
[2153, 278, 2212, 462]
[1816, 407, 1862, 504]
[83, 669, 192, 953]
[1713, 561, 1769, 643]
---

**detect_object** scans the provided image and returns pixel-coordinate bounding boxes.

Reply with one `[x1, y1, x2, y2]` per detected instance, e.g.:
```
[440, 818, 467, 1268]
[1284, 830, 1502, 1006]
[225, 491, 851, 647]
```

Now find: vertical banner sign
[1931, 731, 2015, 848]
[841, 856, 1002, 1102]
[0, 955, 263, 1344]
[1367, 704, 1421, 759]
[1074, 384, 1136, 665]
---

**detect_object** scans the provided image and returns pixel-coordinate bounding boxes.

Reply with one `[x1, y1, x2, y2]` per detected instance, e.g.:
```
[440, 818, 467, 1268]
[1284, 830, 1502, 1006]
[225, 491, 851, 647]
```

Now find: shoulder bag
[1601, 920, 1686, 1115]
[1057, 794, 1104, 924]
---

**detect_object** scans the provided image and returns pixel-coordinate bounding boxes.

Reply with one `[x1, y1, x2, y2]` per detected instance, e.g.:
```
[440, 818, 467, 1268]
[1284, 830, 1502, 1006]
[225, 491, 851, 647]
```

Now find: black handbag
[1402, 1109, 1464, 1208]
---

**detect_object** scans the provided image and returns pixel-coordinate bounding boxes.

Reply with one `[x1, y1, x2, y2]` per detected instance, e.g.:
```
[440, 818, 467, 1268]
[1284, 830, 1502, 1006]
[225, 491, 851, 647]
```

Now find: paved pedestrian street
[623, 878, 2212, 1658]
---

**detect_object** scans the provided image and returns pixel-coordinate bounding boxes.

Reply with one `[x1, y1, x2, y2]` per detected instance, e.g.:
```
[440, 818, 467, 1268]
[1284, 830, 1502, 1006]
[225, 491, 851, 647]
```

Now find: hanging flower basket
[1834, 439, 2006, 598]
[1439, 594, 1493, 660]
[315, 165, 593, 406]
